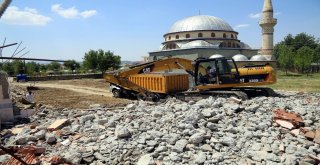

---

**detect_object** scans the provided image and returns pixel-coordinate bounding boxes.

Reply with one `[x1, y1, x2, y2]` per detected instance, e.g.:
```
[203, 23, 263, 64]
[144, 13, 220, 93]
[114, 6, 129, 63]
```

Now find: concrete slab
[314, 129, 320, 144]
[0, 85, 3, 101]
[275, 119, 294, 129]
[48, 119, 69, 131]
[0, 99, 14, 122]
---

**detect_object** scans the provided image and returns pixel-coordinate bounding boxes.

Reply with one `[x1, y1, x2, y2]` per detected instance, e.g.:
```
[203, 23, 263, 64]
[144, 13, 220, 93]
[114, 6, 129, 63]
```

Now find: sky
[1, 0, 320, 62]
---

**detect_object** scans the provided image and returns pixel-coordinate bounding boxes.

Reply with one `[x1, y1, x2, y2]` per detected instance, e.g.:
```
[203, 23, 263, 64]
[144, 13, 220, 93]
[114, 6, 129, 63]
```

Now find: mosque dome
[209, 54, 225, 59]
[232, 54, 249, 61]
[180, 40, 212, 49]
[168, 15, 235, 33]
[250, 55, 267, 61]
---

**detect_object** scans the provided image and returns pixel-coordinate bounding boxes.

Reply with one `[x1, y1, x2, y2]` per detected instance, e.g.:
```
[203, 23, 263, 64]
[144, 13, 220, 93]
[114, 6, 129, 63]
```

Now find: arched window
[168, 36, 171, 40]
[211, 33, 215, 37]
[198, 33, 203, 38]
[228, 42, 231, 47]
[223, 33, 227, 38]
[186, 34, 190, 38]
[232, 43, 236, 47]
[175, 35, 179, 39]
[231, 34, 234, 39]
[235, 35, 237, 39]
[173, 44, 176, 49]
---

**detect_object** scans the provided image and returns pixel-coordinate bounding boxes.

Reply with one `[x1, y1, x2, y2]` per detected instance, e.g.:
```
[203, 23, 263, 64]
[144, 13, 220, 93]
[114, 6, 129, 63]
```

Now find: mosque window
[173, 44, 176, 49]
[211, 33, 215, 37]
[223, 33, 227, 38]
[231, 34, 234, 39]
[198, 33, 203, 38]
[176, 35, 179, 39]
[168, 36, 171, 40]
[186, 34, 190, 38]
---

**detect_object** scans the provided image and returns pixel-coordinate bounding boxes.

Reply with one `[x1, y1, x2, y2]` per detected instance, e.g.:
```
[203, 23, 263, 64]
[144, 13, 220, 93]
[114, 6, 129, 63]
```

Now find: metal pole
[11, 41, 22, 57]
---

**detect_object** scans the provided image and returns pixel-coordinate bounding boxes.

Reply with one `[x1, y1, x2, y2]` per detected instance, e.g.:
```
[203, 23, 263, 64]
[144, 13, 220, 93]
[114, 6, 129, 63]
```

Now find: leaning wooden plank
[47, 119, 69, 131]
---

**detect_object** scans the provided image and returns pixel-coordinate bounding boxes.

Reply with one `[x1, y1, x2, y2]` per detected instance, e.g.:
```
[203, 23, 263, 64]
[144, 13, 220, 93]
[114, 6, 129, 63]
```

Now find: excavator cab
[194, 57, 240, 86]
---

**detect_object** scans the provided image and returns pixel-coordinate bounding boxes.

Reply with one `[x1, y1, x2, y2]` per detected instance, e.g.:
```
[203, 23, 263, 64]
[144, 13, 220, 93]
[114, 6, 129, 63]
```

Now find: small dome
[239, 42, 252, 49]
[250, 55, 267, 61]
[209, 54, 225, 59]
[168, 15, 234, 33]
[232, 54, 249, 61]
[181, 40, 212, 49]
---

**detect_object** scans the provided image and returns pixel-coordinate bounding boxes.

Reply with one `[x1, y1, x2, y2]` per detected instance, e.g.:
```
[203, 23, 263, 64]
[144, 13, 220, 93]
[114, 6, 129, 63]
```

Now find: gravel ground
[1, 91, 320, 165]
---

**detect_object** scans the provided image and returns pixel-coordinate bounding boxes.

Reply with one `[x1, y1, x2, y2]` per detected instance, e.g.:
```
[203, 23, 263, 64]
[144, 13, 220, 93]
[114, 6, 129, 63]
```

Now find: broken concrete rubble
[0, 91, 319, 164]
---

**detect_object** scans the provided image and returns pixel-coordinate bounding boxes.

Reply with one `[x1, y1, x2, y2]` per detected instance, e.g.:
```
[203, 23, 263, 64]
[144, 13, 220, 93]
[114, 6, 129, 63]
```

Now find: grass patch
[269, 71, 320, 92]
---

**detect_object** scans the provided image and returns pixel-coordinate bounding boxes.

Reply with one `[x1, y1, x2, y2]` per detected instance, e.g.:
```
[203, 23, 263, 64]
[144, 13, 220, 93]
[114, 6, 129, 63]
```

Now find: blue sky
[1, 0, 320, 61]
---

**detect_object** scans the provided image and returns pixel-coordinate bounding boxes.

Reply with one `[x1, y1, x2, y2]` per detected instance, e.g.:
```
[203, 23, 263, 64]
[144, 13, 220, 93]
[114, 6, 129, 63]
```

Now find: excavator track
[174, 90, 248, 102]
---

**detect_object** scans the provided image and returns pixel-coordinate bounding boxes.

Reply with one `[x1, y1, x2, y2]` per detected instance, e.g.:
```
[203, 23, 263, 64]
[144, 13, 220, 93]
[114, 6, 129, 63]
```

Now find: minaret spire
[259, 0, 277, 60]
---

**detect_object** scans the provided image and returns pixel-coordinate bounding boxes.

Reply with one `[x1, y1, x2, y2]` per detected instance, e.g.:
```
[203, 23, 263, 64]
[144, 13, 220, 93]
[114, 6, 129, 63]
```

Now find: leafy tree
[83, 49, 121, 72]
[47, 61, 61, 71]
[12, 60, 24, 75]
[40, 64, 48, 72]
[291, 33, 318, 51]
[277, 44, 294, 75]
[64, 60, 80, 71]
[294, 46, 314, 73]
[25, 61, 40, 75]
[1, 62, 14, 76]
[313, 45, 320, 64]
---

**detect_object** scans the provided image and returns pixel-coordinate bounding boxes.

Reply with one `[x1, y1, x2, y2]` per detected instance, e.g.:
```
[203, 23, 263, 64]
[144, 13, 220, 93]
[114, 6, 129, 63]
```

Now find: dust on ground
[12, 79, 131, 109]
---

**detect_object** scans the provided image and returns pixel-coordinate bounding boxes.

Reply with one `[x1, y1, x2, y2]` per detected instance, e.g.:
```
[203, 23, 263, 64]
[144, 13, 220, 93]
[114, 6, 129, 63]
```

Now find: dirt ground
[12, 79, 131, 109]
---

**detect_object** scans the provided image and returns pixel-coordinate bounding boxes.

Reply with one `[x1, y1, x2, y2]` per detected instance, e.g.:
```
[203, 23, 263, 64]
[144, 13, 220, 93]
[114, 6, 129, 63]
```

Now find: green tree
[40, 64, 48, 73]
[294, 46, 314, 73]
[313, 45, 320, 64]
[64, 60, 80, 71]
[277, 44, 294, 75]
[1, 62, 14, 76]
[83, 49, 121, 72]
[12, 60, 24, 75]
[47, 61, 61, 71]
[291, 33, 318, 51]
[25, 61, 40, 75]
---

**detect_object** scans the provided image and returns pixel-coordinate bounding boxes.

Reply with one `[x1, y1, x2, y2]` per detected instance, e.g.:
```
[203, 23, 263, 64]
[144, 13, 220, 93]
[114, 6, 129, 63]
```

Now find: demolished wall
[0, 71, 10, 99]
[0, 71, 14, 122]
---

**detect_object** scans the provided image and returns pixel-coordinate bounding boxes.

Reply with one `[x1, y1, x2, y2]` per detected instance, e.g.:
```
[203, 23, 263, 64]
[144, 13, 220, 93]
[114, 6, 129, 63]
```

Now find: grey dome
[232, 54, 249, 61]
[168, 15, 234, 33]
[209, 54, 225, 59]
[250, 55, 267, 61]
[181, 40, 212, 49]
[239, 42, 252, 49]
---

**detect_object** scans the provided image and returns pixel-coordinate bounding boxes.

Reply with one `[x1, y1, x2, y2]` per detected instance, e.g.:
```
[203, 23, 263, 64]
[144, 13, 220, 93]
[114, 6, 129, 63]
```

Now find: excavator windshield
[195, 58, 240, 85]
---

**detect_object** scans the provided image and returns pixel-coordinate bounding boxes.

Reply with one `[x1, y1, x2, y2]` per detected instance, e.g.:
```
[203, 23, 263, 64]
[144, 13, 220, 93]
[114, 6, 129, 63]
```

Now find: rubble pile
[0, 92, 320, 164]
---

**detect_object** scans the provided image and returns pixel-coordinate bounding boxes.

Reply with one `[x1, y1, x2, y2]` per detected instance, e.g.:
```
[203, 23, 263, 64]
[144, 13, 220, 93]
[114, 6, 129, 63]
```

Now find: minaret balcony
[259, 19, 277, 25]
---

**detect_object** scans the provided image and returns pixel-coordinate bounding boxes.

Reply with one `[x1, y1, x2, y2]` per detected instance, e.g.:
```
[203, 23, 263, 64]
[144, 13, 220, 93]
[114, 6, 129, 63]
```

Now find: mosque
[148, 0, 277, 65]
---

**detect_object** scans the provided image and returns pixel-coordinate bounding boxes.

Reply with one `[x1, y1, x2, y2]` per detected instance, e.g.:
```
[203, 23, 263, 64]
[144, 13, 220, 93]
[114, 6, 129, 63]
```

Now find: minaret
[259, 0, 277, 60]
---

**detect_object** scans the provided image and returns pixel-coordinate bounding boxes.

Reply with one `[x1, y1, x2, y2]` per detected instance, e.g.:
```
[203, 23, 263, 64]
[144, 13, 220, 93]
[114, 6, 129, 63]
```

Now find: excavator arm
[104, 57, 196, 99]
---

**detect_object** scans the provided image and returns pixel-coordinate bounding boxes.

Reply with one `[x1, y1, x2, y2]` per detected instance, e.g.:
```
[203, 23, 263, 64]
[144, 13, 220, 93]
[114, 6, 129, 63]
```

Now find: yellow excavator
[104, 57, 277, 101]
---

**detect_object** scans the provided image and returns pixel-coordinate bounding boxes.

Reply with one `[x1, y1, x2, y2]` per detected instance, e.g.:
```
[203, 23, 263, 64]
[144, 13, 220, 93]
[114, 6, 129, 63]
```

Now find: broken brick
[275, 120, 294, 130]
[273, 109, 304, 129]
[314, 129, 320, 144]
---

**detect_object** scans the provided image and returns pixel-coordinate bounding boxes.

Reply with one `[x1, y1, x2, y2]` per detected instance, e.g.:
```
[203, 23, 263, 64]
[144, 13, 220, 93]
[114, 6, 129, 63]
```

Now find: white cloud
[249, 12, 281, 19]
[275, 12, 281, 16]
[51, 4, 97, 19]
[234, 24, 250, 30]
[1, 6, 52, 26]
[249, 13, 261, 19]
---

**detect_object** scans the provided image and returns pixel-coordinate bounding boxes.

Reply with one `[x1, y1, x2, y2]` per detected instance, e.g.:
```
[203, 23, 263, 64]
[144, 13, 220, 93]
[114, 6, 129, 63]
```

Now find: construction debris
[0, 91, 319, 164]
[273, 108, 304, 128]
[47, 119, 69, 131]
[314, 129, 320, 144]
